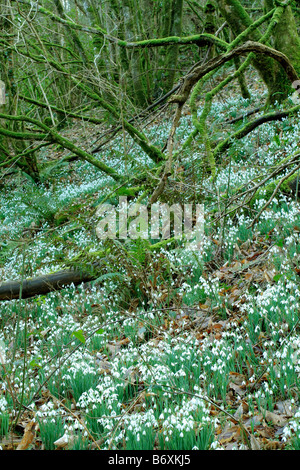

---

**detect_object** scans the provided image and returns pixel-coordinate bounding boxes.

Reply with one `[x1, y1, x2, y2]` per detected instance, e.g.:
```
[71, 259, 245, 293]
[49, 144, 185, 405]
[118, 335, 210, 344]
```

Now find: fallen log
[0, 238, 178, 301]
[0, 269, 96, 301]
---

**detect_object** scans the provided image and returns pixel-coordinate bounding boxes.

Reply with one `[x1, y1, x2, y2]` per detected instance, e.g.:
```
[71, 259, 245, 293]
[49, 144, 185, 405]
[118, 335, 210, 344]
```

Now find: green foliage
[0, 413, 9, 437]
[37, 416, 65, 450]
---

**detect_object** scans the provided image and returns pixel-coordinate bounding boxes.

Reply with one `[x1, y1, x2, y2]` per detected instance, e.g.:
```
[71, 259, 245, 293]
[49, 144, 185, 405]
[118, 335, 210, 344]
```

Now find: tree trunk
[163, 0, 184, 93]
[215, 0, 298, 104]
[204, 1, 217, 60]
[264, 0, 300, 103]
[122, 0, 148, 107]
[0, 0, 40, 181]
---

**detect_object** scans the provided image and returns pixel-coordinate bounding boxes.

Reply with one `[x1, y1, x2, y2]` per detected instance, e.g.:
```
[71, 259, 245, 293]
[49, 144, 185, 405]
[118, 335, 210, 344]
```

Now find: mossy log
[0, 237, 180, 301]
[0, 269, 96, 301]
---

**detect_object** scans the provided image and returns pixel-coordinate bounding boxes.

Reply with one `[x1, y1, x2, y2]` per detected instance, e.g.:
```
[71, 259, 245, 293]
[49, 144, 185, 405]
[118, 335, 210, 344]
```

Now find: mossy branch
[115, 34, 228, 50]
[172, 41, 299, 106]
[228, 8, 276, 49]
[3, 33, 165, 165]
[213, 103, 300, 158]
[0, 113, 122, 181]
[19, 95, 104, 125]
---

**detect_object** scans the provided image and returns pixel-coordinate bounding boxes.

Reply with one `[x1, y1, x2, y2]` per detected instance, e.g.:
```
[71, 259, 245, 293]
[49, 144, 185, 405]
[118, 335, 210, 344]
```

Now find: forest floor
[0, 76, 300, 450]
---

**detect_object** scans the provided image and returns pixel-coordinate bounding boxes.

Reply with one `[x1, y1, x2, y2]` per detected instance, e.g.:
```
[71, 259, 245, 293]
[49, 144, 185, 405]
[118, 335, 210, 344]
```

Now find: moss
[234, 56, 251, 99]
[116, 186, 144, 197]
[43, 116, 54, 127]
[282, 173, 300, 195]
[216, 0, 288, 102]
[265, 5, 300, 104]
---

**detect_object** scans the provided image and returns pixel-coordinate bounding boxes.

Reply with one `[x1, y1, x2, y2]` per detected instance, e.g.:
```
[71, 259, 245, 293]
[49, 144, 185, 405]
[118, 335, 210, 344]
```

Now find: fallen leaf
[244, 272, 253, 280]
[263, 440, 284, 450]
[229, 382, 246, 396]
[233, 403, 244, 420]
[275, 399, 296, 417]
[228, 371, 246, 385]
[250, 434, 261, 450]
[247, 251, 263, 261]
[16, 421, 36, 450]
[218, 424, 241, 445]
[262, 409, 288, 427]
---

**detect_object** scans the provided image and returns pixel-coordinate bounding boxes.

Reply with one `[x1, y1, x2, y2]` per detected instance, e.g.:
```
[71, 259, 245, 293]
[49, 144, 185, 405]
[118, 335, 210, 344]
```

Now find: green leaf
[95, 329, 104, 335]
[273, 135, 281, 147]
[72, 329, 86, 344]
[29, 359, 41, 369]
[273, 273, 283, 282]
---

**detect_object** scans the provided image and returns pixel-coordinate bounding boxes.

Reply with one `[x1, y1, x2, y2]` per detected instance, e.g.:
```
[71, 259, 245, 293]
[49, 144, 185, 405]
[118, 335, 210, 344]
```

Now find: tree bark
[0, 269, 96, 301]
[264, 0, 300, 103]
[163, 0, 184, 93]
[215, 0, 298, 103]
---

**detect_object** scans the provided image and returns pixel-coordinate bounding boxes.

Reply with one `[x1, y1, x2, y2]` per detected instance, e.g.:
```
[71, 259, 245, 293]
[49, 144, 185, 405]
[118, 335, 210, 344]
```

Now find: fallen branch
[0, 238, 178, 301]
[214, 103, 300, 158]
[248, 161, 300, 229]
[0, 269, 96, 301]
[225, 107, 261, 124]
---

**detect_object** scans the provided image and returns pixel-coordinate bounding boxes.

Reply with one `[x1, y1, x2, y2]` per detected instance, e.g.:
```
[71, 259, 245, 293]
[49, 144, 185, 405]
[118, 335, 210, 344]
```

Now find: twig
[248, 162, 300, 229]
[48, 392, 102, 450]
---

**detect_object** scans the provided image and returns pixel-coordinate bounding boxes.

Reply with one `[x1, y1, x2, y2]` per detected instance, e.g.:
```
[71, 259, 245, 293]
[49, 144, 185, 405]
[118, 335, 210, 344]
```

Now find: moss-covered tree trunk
[264, 0, 300, 103]
[215, 0, 300, 104]
[0, 0, 40, 182]
[53, 0, 89, 65]
[162, 0, 184, 93]
[204, 1, 216, 60]
[122, 0, 148, 107]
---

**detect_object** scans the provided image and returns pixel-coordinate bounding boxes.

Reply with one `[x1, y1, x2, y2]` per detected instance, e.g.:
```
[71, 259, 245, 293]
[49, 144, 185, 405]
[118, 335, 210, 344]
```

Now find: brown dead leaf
[16, 421, 36, 450]
[247, 251, 263, 261]
[263, 440, 284, 450]
[228, 371, 247, 385]
[218, 424, 241, 445]
[117, 337, 130, 347]
[275, 399, 296, 417]
[244, 272, 254, 280]
[233, 403, 244, 421]
[107, 337, 130, 355]
[250, 434, 261, 450]
[232, 401, 249, 422]
[262, 409, 288, 427]
[229, 382, 246, 396]
[213, 323, 223, 330]
[254, 425, 274, 439]
[198, 303, 209, 309]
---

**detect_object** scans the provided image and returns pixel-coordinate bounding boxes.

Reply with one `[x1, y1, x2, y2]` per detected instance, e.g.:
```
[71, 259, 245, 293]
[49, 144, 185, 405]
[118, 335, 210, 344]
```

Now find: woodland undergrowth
[0, 77, 300, 450]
